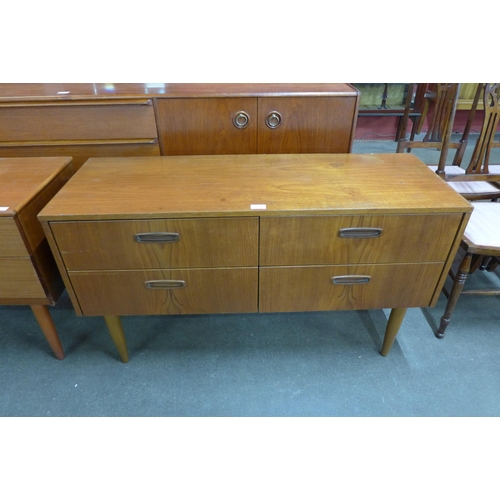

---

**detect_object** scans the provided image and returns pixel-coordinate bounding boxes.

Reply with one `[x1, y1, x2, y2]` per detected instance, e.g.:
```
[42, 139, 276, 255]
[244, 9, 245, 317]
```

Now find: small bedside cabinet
[0, 157, 74, 359]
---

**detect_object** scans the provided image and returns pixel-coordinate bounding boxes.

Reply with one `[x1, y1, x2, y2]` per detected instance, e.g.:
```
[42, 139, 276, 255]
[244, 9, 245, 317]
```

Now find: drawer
[0, 218, 29, 257]
[259, 262, 445, 312]
[0, 257, 38, 278]
[0, 277, 47, 300]
[0, 258, 46, 299]
[69, 268, 258, 316]
[0, 101, 158, 142]
[0, 143, 161, 171]
[51, 217, 259, 270]
[260, 214, 463, 265]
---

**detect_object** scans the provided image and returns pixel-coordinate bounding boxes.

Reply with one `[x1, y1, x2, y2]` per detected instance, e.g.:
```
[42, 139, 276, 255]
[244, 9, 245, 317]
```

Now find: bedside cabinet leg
[380, 307, 407, 356]
[104, 315, 129, 363]
[30, 305, 65, 360]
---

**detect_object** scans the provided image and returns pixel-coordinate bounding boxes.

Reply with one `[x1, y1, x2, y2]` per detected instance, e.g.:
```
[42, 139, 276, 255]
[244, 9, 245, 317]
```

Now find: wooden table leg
[104, 315, 129, 363]
[380, 307, 407, 356]
[30, 305, 65, 360]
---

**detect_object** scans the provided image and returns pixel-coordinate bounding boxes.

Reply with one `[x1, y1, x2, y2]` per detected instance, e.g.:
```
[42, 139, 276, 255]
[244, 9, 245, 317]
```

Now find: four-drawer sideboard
[0, 83, 360, 169]
[0, 156, 74, 359]
[38, 153, 472, 362]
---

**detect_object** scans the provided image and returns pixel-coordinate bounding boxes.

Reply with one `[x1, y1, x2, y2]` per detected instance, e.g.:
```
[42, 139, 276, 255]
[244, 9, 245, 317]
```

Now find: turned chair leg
[30, 305, 65, 360]
[436, 252, 473, 338]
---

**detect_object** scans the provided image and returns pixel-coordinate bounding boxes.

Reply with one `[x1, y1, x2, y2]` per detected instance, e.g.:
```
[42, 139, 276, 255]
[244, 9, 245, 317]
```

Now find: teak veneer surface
[0, 157, 74, 216]
[38, 153, 472, 360]
[38, 154, 471, 221]
[51, 218, 259, 270]
[0, 83, 358, 101]
[0, 157, 74, 359]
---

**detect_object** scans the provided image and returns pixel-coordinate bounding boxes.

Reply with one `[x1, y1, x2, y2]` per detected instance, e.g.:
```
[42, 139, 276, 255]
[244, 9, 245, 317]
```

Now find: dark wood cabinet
[157, 92, 359, 155]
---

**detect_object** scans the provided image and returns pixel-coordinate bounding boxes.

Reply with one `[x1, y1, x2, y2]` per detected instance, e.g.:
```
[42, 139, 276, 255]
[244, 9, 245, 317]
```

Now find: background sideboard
[0, 83, 360, 169]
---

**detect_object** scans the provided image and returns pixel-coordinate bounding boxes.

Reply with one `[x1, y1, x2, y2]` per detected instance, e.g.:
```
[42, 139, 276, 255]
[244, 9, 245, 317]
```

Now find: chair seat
[427, 164, 500, 195]
[428, 164, 500, 175]
[463, 202, 500, 251]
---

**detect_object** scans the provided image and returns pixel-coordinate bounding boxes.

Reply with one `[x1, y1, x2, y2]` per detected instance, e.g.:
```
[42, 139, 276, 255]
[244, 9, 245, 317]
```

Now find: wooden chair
[396, 83, 462, 173]
[432, 83, 500, 201]
[435, 199, 500, 337]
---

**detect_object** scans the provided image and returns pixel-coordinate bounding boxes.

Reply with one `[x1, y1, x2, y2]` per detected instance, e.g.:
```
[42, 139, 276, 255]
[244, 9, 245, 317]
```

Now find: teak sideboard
[0, 83, 359, 169]
[38, 154, 472, 362]
[0, 157, 74, 359]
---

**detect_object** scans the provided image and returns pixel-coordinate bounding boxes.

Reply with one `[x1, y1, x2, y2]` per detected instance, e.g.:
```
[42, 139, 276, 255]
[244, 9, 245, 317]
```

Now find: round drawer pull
[233, 111, 250, 129]
[265, 111, 282, 129]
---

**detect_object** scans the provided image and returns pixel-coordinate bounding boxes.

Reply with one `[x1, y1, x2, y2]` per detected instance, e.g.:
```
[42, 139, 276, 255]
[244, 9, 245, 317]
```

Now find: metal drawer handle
[233, 111, 250, 129]
[265, 111, 282, 129]
[134, 232, 180, 243]
[145, 280, 186, 289]
[339, 228, 383, 239]
[331, 275, 371, 285]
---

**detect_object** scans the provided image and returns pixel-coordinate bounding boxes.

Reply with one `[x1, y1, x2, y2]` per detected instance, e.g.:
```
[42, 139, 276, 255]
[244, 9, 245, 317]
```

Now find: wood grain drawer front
[69, 268, 258, 316]
[157, 98, 258, 155]
[0, 257, 38, 278]
[0, 218, 29, 257]
[0, 143, 161, 171]
[0, 258, 46, 299]
[0, 102, 158, 142]
[51, 217, 259, 271]
[257, 97, 357, 154]
[260, 214, 463, 266]
[259, 262, 445, 313]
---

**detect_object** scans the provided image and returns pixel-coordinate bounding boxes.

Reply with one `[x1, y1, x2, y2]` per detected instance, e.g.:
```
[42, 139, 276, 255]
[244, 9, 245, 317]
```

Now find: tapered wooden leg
[30, 305, 65, 360]
[104, 315, 129, 363]
[436, 252, 472, 338]
[380, 307, 407, 356]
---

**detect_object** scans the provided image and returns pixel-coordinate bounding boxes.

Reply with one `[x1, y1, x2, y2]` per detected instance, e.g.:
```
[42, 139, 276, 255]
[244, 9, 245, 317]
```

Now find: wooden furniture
[432, 83, 500, 201]
[38, 154, 471, 362]
[435, 202, 500, 338]
[397, 84, 462, 173]
[0, 157, 74, 359]
[0, 84, 359, 167]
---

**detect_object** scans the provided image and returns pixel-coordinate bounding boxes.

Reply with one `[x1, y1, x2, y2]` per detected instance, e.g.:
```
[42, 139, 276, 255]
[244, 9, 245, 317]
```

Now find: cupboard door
[257, 97, 357, 153]
[157, 98, 258, 155]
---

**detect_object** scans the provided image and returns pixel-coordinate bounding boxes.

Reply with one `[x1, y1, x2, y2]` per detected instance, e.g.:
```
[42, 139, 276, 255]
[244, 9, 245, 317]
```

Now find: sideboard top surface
[0, 157, 73, 216]
[38, 154, 472, 221]
[0, 83, 359, 102]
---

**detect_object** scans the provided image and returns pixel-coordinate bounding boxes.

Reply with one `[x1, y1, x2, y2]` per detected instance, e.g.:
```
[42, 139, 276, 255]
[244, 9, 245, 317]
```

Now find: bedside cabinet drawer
[259, 262, 445, 312]
[69, 267, 258, 316]
[0, 258, 46, 299]
[51, 217, 259, 270]
[0, 219, 29, 257]
[260, 214, 463, 265]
